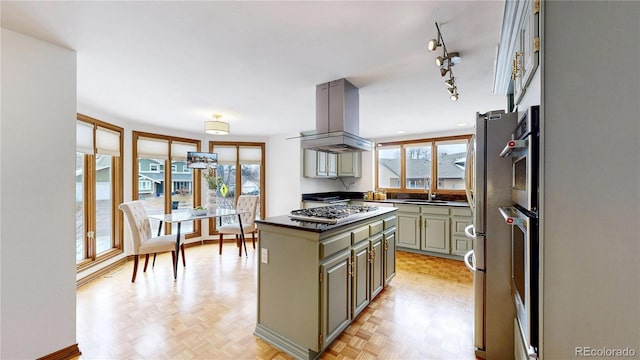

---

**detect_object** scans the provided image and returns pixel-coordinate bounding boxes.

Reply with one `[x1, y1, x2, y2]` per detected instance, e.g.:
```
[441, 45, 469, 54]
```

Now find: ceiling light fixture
[205, 114, 230, 135]
[429, 22, 462, 101]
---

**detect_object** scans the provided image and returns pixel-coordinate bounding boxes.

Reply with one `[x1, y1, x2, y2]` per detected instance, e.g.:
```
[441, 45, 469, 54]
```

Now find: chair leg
[132, 255, 139, 283]
[219, 234, 223, 255]
[152, 253, 157, 268]
[236, 234, 240, 248]
[181, 244, 186, 267]
[171, 251, 176, 267]
[143, 254, 150, 272]
[252, 232, 256, 249]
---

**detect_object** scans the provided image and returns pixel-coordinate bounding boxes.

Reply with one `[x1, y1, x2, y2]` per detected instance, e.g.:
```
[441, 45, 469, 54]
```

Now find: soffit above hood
[301, 78, 373, 153]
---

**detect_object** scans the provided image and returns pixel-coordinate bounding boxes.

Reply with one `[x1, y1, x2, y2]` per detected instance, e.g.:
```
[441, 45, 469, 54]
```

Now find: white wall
[266, 135, 302, 216]
[1, 29, 77, 358]
[542, 2, 640, 358]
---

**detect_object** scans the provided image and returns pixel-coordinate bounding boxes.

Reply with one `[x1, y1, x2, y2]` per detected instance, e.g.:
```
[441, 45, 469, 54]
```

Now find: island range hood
[301, 78, 373, 153]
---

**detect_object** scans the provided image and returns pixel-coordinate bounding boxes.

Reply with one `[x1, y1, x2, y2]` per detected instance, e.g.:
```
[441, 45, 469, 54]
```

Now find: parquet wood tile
[74, 245, 476, 360]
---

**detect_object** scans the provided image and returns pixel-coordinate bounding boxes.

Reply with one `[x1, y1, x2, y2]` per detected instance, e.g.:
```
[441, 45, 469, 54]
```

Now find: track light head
[448, 87, 457, 95]
[440, 67, 450, 77]
[435, 56, 445, 67]
[427, 39, 440, 52]
[444, 77, 455, 87]
[450, 92, 459, 101]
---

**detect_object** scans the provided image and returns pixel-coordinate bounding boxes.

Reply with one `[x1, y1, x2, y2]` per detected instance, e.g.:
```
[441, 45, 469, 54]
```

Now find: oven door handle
[498, 206, 526, 225]
[464, 250, 476, 272]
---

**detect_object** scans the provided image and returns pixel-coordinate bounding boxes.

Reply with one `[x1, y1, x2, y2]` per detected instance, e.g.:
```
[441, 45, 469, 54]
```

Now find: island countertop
[255, 206, 397, 233]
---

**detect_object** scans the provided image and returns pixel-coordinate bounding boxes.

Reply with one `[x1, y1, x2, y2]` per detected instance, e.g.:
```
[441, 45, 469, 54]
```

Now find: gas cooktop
[289, 204, 378, 224]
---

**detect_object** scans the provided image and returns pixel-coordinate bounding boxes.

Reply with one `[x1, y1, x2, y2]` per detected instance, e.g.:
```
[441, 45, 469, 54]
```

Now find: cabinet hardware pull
[349, 260, 354, 277]
[512, 52, 523, 80]
[384, 240, 389, 251]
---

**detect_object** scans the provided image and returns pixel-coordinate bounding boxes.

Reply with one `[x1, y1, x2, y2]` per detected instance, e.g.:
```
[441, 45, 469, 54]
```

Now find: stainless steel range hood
[301, 78, 373, 153]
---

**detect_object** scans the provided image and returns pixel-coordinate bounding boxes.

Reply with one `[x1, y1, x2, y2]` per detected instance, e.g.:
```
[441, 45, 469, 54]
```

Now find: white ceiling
[1, 1, 506, 139]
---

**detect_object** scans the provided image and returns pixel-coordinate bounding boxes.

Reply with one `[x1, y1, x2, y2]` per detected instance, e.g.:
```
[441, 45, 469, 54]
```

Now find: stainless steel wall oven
[498, 105, 540, 358]
[499, 205, 539, 356]
[500, 106, 539, 213]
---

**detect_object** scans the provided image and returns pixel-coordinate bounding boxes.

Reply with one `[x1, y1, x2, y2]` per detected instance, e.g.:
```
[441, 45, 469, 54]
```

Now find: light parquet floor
[75, 243, 475, 360]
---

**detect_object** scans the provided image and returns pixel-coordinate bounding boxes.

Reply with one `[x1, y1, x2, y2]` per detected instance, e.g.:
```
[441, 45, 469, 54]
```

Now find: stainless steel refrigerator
[464, 110, 516, 359]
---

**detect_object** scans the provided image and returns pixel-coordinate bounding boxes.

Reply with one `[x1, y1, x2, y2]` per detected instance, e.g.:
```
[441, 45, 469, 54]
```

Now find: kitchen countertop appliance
[289, 204, 378, 224]
[464, 110, 517, 359]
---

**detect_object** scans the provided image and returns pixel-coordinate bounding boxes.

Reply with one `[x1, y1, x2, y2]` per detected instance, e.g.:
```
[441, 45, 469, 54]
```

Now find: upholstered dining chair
[217, 195, 259, 255]
[119, 201, 186, 282]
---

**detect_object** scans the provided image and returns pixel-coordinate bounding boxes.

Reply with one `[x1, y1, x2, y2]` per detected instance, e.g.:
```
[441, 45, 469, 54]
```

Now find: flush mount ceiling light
[428, 22, 462, 101]
[205, 114, 230, 135]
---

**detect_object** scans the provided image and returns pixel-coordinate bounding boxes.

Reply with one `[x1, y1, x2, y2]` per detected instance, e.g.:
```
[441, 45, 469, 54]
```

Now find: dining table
[148, 207, 249, 280]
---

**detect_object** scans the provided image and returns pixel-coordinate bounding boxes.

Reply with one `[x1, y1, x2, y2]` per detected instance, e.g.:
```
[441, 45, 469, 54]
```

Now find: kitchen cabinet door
[320, 249, 351, 349]
[337, 152, 362, 177]
[351, 240, 370, 319]
[303, 149, 338, 178]
[421, 216, 450, 254]
[396, 213, 421, 249]
[383, 229, 396, 286]
[369, 234, 384, 299]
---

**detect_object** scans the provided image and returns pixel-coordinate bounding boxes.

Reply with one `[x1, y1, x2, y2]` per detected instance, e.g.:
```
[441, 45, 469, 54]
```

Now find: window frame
[375, 134, 472, 195]
[132, 131, 202, 239]
[208, 141, 266, 235]
[76, 114, 124, 272]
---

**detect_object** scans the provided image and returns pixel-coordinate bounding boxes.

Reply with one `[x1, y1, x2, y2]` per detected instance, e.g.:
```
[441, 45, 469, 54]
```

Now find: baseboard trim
[37, 343, 81, 360]
[76, 257, 129, 288]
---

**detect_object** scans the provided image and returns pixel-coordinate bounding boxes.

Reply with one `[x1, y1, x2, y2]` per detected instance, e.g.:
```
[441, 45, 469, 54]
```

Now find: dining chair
[119, 200, 186, 282]
[217, 195, 259, 255]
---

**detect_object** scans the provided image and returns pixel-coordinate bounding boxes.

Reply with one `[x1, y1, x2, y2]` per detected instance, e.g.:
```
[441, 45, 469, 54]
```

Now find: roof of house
[379, 151, 465, 179]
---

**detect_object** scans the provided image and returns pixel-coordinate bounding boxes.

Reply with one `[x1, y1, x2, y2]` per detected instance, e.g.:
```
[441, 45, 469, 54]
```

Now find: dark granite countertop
[256, 207, 397, 233]
[365, 199, 470, 207]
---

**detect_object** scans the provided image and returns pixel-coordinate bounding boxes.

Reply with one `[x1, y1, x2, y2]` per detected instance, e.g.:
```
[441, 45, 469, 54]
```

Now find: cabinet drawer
[352, 225, 369, 244]
[369, 220, 384, 236]
[320, 233, 351, 259]
[421, 206, 449, 216]
[395, 204, 420, 213]
[452, 217, 472, 234]
[383, 216, 396, 230]
[451, 207, 472, 217]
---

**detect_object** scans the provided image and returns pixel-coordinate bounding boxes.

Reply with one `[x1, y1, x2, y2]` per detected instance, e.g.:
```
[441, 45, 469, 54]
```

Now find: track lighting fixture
[428, 22, 462, 101]
[427, 38, 440, 52]
[444, 77, 455, 88]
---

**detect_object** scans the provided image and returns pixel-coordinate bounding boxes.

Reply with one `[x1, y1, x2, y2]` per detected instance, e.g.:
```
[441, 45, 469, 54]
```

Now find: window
[76, 114, 124, 270]
[133, 132, 201, 237]
[436, 139, 468, 190]
[377, 145, 401, 188]
[376, 135, 471, 194]
[209, 142, 265, 231]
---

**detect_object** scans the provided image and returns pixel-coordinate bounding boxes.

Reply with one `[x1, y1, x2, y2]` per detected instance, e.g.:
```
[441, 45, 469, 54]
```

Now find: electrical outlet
[261, 248, 268, 264]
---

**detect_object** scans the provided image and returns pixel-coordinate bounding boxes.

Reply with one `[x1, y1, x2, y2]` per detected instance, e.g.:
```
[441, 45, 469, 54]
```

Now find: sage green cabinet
[396, 208, 421, 249]
[383, 228, 396, 285]
[351, 240, 370, 319]
[320, 249, 351, 349]
[303, 149, 361, 178]
[254, 208, 398, 359]
[303, 149, 337, 178]
[421, 216, 450, 254]
[395, 204, 472, 259]
[337, 151, 361, 177]
[369, 233, 384, 299]
[450, 207, 473, 256]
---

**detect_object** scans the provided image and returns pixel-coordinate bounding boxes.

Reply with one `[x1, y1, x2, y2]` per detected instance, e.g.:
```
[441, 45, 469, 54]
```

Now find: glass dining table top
[148, 208, 244, 223]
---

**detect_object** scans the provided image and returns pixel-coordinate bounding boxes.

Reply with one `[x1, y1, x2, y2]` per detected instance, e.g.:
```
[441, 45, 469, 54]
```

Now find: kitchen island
[254, 206, 397, 360]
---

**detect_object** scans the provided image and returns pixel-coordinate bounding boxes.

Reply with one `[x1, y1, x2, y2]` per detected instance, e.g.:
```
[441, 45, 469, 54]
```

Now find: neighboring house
[137, 159, 193, 197]
[379, 152, 465, 190]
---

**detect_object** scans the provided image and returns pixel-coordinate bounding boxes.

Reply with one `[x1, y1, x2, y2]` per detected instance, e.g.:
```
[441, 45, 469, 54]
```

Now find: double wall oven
[498, 105, 540, 358]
